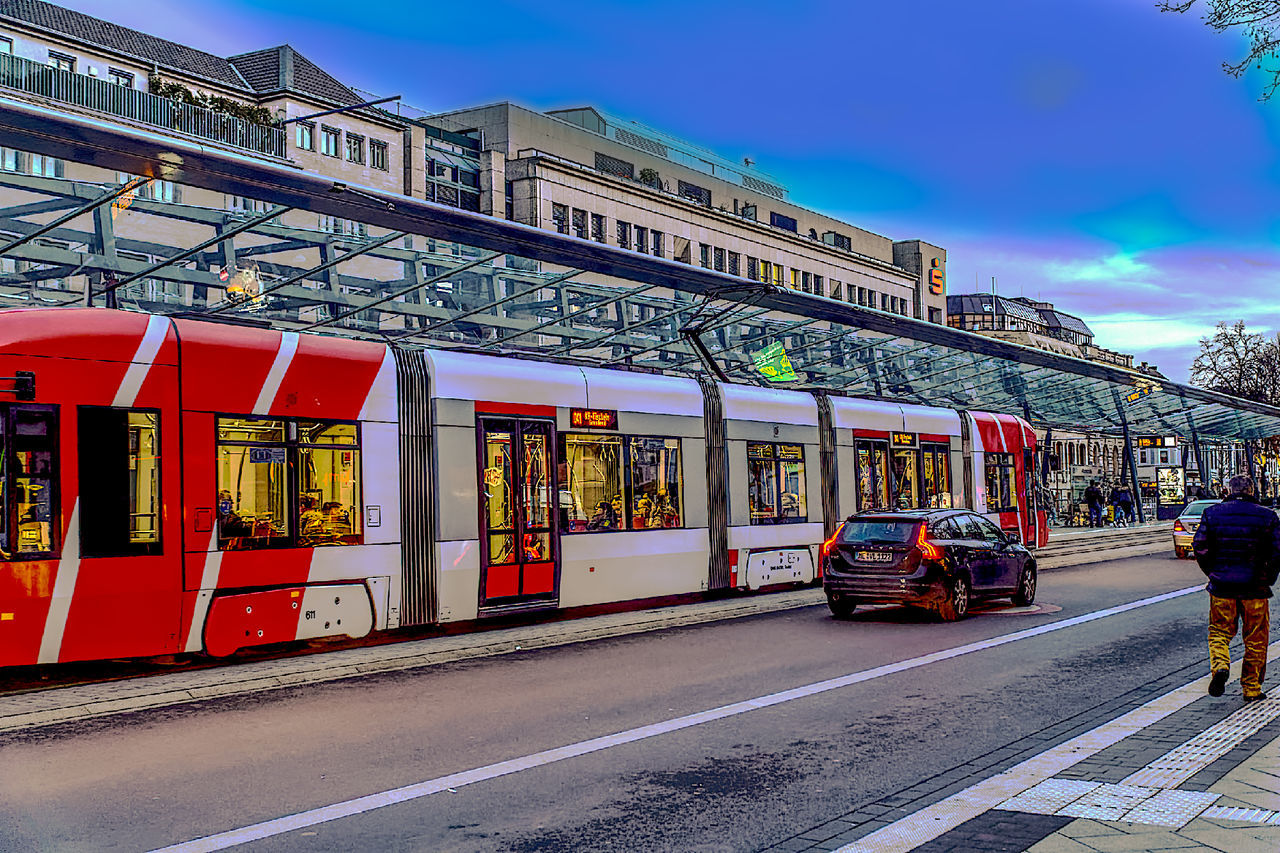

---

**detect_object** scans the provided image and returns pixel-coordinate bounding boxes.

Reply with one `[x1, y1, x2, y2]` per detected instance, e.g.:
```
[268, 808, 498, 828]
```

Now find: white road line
[150, 584, 1202, 853]
[836, 641, 1280, 852]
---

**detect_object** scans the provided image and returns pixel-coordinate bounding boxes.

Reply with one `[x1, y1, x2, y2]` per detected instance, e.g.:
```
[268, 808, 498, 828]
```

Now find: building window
[0, 36, 12, 54]
[678, 180, 711, 206]
[505, 181, 514, 220]
[984, 452, 1018, 513]
[713, 247, 725, 272]
[929, 306, 943, 324]
[591, 213, 606, 242]
[318, 215, 368, 238]
[320, 126, 340, 157]
[216, 417, 362, 551]
[617, 220, 631, 249]
[747, 442, 807, 525]
[747, 257, 759, 281]
[48, 51, 74, 72]
[226, 194, 272, 215]
[4, 148, 64, 177]
[772, 265, 783, 287]
[572, 208, 587, 239]
[728, 252, 740, 276]
[699, 244, 711, 269]
[814, 274, 823, 296]
[770, 211, 798, 232]
[635, 225, 648, 253]
[760, 260, 772, 284]
[108, 68, 134, 88]
[78, 408, 161, 557]
[881, 293, 889, 311]
[790, 269, 800, 290]
[552, 203, 569, 234]
[345, 133, 364, 164]
[559, 434, 684, 532]
[294, 121, 315, 151]
[822, 231, 852, 251]
[0, 406, 60, 559]
[651, 230, 663, 257]
[370, 139, 389, 171]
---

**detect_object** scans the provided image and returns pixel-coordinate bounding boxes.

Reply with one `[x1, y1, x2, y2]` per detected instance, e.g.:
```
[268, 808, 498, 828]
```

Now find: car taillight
[916, 523, 944, 560]
[1173, 520, 1186, 532]
[821, 524, 843, 563]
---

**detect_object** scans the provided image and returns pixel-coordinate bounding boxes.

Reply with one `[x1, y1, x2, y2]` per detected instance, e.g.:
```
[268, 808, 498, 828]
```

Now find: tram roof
[0, 94, 1276, 442]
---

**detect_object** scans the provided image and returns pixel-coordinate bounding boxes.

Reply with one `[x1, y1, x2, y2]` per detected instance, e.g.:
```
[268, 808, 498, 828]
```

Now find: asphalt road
[0, 553, 1213, 852]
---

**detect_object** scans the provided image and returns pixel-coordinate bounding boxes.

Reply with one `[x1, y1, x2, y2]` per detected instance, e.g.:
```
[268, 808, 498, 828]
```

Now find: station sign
[1136, 436, 1178, 448]
[569, 408, 618, 430]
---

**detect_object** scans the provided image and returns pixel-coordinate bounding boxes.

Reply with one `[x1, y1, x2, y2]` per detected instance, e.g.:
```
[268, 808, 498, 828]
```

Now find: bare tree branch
[1160, 0, 1280, 100]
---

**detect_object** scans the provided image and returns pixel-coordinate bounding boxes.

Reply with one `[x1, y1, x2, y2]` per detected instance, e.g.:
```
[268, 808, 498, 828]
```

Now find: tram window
[890, 448, 920, 509]
[984, 452, 1018, 513]
[922, 444, 952, 508]
[748, 442, 807, 525]
[215, 416, 362, 550]
[1, 405, 59, 559]
[296, 421, 361, 547]
[560, 434, 624, 532]
[559, 433, 684, 533]
[78, 407, 162, 557]
[629, 437, 682, 529]
[855, 440, 890, 510]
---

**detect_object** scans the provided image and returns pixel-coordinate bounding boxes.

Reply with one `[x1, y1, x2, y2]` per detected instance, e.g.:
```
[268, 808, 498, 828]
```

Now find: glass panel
[297, 421, 358, 446]
[984, 453, 1017, 513]
[521, 530, 551, 562]
[779, 445, 806, 520]
[837, 519, 920, 544]
[891, 448, 919, 509]
[13, 407, 56, 555]
[217, 445, 289, 548]
[560, 433, 623, 532]
[217, 417, 286, 444]
[629, 437, 682, 528]
[483, 428, 516, 563]
[748, 454, 779, 524]
[128, 411, 160, 545]
[298, 445, 361, 545]
[488, 532, 516, 565]
[922, 446, 952, 508]
[521, 427, 552, 530]
[856, 443, 874, 511]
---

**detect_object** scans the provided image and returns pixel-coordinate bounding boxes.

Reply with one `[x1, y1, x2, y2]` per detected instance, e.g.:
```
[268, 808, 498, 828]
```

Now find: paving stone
[1025, 834, 1104, 853]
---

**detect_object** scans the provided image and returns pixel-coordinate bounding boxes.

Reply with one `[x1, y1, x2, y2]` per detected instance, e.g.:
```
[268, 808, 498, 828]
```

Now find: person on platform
[1114, 484, 1136, 525]
[1193, 475, 1280, 702]
[1084, 480, 1104, 528]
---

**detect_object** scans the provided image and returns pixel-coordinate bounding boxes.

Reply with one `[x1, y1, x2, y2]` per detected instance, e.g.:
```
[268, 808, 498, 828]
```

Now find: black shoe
[1209, 669, 1229, 697]
[1244, 692, 1268, 702]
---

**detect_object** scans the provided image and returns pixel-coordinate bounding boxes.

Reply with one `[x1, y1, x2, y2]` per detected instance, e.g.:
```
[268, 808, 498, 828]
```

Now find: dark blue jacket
[1193, 495, 1280, 599]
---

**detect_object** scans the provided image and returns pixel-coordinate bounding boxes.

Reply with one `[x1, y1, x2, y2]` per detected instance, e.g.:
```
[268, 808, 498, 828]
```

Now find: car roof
[845, 508, 963, 521]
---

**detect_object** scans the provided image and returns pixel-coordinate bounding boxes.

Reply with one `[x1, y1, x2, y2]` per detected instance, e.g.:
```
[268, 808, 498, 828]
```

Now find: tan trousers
[1208, 595, 1270, 698]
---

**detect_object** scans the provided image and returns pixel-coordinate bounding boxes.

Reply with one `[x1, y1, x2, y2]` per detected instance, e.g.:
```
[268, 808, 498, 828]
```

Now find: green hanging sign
[753, 341, 797, 382]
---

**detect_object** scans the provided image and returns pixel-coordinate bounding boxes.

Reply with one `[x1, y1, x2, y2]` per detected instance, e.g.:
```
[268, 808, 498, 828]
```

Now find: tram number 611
[305, 610, 317, 620]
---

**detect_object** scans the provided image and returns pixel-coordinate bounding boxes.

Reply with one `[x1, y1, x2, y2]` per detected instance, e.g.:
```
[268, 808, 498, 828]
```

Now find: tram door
[1023, 447, 1039, 548]
[478, 417, 558, 608]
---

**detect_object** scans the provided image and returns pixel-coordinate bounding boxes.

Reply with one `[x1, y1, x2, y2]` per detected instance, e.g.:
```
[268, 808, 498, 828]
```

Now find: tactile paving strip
[1056, 783, 1156, 821]
[997, 779, 1100, 815]
[1123, 697, 1280, 788]
[1201, 805, 1280, 825]
[1120, 788, 1220, 827]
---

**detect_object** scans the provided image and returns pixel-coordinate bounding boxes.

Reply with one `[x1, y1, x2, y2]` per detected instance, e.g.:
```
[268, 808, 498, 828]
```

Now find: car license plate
[856, 550, 893, 563]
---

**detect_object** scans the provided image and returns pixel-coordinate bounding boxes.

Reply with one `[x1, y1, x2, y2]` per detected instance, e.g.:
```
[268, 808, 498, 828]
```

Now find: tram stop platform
[11, 522, 1280, 852]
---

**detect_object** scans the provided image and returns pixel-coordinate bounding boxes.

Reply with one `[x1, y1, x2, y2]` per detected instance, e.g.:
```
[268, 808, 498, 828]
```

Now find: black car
[822, 508, 1037, 621]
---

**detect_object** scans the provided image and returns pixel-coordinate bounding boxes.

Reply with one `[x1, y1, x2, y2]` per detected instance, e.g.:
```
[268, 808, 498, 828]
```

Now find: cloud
[1044, 252, 1154, 284]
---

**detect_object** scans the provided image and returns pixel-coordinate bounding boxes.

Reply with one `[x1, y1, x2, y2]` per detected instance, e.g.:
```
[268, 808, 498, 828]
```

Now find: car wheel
[1012, 562, 1037, 607]
[938, 574, 970, 622]
[827, 593, 857, 620]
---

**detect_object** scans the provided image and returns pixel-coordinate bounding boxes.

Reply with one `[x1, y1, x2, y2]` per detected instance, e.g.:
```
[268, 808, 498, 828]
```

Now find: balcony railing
[0, 53, 286, 159]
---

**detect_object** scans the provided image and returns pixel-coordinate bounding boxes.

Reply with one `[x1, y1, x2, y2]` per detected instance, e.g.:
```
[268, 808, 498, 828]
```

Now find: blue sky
[65, 0, 1280, 380]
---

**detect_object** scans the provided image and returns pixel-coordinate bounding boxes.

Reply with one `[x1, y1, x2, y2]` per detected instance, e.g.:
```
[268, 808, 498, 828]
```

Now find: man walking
[1193, 474, 1280, 701]
[1084, 480, 1104, 528]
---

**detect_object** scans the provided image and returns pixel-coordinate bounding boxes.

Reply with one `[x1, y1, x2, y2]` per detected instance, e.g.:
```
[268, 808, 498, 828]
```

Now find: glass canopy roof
[0, 93, 1277, 441]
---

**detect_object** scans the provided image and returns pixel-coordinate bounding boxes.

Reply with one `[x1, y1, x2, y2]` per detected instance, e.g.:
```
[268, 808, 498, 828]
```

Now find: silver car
[1173, 500, 1220, 558]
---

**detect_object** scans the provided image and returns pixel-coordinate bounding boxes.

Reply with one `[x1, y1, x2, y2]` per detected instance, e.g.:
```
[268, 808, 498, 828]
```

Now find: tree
[1190, 320, 1280, 405]
[1160, 1, 1280, 100]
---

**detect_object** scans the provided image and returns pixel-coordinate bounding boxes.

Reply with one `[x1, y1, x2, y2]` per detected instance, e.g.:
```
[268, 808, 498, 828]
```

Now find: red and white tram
[0, 309, 1046, 668]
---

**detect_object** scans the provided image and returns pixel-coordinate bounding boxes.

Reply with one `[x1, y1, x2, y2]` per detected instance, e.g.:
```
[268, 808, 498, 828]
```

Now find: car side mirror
[1005, 530, 1021, 545]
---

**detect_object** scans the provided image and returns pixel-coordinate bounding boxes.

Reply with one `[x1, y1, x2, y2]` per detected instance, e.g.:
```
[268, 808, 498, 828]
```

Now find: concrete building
[428, 103, 948, 322]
